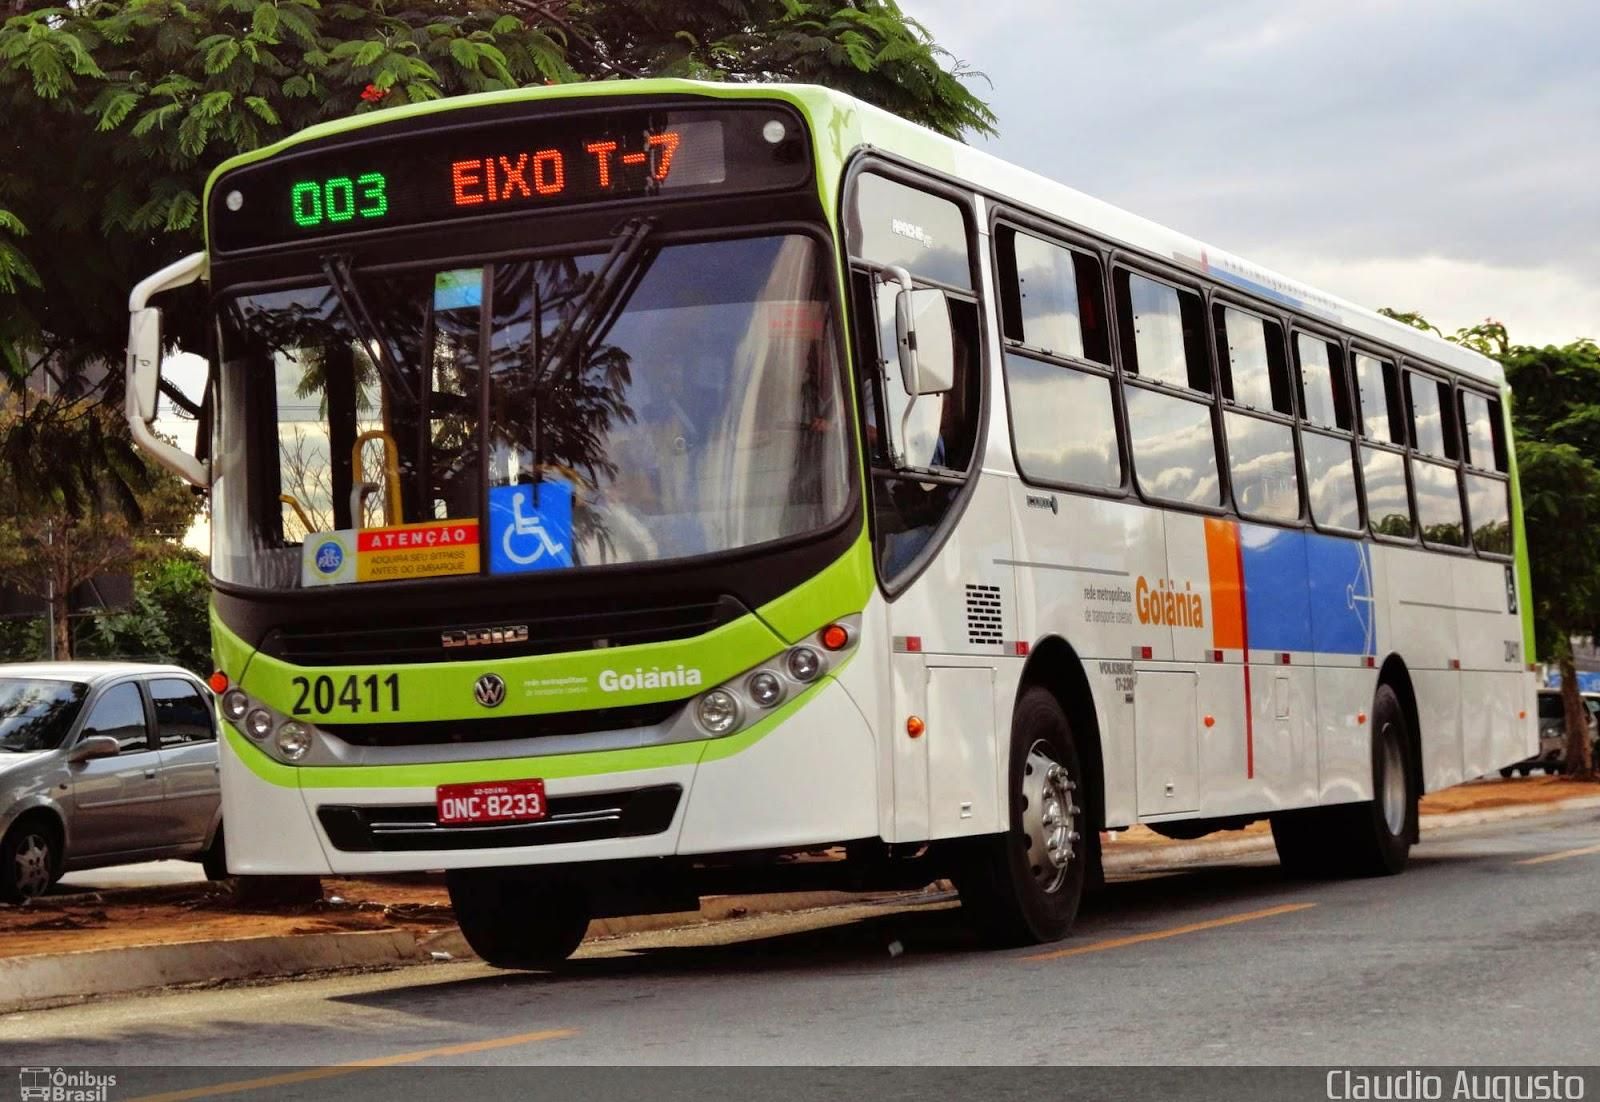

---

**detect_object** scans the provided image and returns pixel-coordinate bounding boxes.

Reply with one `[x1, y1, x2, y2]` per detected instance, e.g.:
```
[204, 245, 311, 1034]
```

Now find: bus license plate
[436, 780, 548, 826]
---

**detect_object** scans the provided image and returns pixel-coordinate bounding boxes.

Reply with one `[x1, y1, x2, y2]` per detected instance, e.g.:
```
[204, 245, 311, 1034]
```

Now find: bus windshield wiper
[538, 216, 656, 382]
[321, 253, 419, 407]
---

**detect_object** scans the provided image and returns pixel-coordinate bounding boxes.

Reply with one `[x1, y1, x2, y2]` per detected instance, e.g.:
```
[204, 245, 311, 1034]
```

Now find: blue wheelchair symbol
[489, 481, 574, 574]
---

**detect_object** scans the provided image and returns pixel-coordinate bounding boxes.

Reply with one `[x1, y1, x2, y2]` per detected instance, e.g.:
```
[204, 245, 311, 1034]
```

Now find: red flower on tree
[360, 83, 389, 104]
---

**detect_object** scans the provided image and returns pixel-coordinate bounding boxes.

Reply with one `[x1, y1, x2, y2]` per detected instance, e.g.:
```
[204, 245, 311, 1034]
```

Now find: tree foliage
[1381, 308, 1600, 779]
[0, 0, 994, 396]
[0, 397, 201, 657]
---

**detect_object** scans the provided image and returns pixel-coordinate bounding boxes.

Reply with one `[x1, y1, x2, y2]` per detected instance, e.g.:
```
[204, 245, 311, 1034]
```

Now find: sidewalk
[2, 775, 1596, 1011]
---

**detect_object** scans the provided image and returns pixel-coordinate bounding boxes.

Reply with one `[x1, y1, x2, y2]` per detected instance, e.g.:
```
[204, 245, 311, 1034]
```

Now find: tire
[234, 874, 324, 906]
[953, 686, 1089, 946]
[1517, 765, 1531, 777]
[1271, 683, 1415, 878]
[201, 825, 229, 881]
[446, 869, 591, 970]
[1498, 767, 1514, 779]
[1, 816, 61, 903]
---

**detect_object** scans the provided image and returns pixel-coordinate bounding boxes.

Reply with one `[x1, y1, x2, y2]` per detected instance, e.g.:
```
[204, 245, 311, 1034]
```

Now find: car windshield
[0, 678, 90, 753]
[212, 233, 850, 590]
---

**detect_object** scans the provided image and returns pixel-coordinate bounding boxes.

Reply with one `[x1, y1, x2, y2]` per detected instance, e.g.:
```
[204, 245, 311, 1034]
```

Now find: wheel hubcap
[1379, 723, 1407, 836]
[1021, 740, 1079, 894]
[12, 832, 52, 899]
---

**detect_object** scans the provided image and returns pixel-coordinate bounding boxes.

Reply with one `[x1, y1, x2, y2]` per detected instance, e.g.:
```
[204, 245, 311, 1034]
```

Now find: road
[4, 805, 1599, 1084]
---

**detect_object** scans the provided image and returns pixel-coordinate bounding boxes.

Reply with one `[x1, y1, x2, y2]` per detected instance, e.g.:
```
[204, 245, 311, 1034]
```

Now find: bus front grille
[316, 785, 682, 852]
[259, 595, 747, 667]
[318, 700, 684, 746]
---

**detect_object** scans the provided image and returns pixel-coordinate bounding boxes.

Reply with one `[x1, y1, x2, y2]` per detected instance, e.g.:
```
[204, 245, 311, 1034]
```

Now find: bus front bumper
[219, 677, 878, 876]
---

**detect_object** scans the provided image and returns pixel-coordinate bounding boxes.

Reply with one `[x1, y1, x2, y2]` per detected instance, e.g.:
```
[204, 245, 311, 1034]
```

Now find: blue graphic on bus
[1238, 525, 1374, 657]
[489, 481, 574, 573]
[314, 540, 344, 575]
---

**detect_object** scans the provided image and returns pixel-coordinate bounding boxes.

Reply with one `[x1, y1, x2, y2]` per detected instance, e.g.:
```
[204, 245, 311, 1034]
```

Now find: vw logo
[473, 673, 507, 708]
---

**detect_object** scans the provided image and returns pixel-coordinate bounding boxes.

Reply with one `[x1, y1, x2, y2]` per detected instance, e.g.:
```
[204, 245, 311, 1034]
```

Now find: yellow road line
[1023, 901, 1316, 962]
[1517, 842, 1600, 866]
[128, 1028, 577, 1102]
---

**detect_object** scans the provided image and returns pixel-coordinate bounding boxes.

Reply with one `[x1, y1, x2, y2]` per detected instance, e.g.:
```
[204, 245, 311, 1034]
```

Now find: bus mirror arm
[126, 251, 210, 488]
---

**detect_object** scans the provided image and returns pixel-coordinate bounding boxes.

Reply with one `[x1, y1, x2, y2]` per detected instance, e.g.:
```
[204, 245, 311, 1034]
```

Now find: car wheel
[1517, 765, 1531, 777]
[953, 686, 1089, 946]
[446, 869, 591, 969]
[2, 817, 61, 903]
[1499, 767, 1514, 779]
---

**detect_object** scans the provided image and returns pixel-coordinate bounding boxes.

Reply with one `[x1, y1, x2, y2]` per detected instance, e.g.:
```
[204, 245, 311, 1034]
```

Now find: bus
[124, 79, 1537, 967]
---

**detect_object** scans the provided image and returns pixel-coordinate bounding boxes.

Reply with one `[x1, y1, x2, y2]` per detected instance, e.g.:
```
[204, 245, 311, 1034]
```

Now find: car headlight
[221, 690, 250, 722]
[787, 646, 821, 682]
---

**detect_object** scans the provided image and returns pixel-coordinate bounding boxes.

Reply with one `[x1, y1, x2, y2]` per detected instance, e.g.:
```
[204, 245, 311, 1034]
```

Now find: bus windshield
[212, 233, 850, 590]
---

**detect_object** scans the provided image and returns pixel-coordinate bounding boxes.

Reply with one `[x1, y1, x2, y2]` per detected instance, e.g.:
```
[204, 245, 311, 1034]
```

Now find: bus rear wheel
[955, 686, 1089, 946]
[447, 868, 591, 970]
[1272, 683, 1415, 878]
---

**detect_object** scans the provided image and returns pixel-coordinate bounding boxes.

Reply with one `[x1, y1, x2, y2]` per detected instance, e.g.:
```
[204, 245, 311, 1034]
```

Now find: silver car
[0, 662, 223, 901]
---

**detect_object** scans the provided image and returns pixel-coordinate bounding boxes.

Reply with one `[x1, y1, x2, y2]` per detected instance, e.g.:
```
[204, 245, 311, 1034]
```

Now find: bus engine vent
[965, 583, 1004, 647]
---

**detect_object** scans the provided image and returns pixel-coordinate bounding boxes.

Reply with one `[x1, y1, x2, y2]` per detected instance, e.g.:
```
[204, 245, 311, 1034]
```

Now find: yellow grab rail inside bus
[278, 494, 315, 534]
[352, 429, 403, 527]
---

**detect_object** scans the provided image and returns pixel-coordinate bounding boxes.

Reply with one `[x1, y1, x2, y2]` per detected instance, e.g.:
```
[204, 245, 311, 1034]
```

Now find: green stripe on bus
[1503, 389, 1537, 662]
[221, 650, 856, 788]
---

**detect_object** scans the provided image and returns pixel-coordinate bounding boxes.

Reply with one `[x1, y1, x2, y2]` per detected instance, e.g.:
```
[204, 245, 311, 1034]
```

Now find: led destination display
[209, 104, 810, 252]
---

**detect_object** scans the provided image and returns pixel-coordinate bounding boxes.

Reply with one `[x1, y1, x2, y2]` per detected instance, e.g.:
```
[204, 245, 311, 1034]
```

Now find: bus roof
[206, 79, 1505, 388]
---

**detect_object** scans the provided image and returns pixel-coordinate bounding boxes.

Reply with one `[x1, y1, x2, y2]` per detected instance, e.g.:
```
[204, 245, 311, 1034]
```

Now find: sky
[908, 0, 1598, 346]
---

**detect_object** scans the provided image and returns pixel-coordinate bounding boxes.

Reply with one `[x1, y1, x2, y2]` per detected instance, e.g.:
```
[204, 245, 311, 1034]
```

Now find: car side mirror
[69, 735, 121, 763]
[894, 287, 956, 397]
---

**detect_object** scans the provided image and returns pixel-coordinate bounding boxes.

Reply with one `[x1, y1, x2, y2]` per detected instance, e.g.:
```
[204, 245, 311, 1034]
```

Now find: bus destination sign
[209, 104, 810, 253]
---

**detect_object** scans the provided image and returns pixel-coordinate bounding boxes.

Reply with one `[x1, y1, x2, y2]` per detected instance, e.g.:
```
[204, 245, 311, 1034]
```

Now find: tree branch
[499, 0, 645, 79]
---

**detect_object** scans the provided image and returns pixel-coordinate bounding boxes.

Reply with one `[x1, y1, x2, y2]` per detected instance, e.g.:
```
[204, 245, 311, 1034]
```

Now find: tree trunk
[50, 589, 72, 660]
[1557, 654, 1595, 780]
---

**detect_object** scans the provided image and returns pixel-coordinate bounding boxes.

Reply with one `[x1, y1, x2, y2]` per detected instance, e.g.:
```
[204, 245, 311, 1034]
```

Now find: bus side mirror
[128, 307, 162, 422]
[894, 287, 956, 396]
[125, 251, 210, 488]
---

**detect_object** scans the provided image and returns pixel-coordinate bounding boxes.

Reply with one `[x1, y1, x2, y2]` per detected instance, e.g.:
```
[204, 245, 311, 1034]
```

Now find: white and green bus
[126, 80, 1536, 966]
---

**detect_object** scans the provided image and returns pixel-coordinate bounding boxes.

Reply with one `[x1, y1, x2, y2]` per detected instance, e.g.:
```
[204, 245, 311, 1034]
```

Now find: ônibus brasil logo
[599, 665, 704, 693]
[19, 1068, 116, 1102]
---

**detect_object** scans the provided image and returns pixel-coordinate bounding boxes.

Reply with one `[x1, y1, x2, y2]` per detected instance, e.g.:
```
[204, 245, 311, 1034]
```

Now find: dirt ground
[2, 776, 1594, 960]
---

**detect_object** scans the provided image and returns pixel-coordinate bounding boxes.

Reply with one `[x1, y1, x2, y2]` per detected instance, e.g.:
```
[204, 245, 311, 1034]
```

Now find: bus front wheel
[446, 868, 590, 970]
[955, 686, 1089, 946]
[1272, 683, 1416, 878]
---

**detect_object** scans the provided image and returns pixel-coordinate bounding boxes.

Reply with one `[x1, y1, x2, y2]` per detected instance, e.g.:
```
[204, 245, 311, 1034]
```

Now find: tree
[0, 397, 201, 658]
[0, 0, 993, 403]
[1381, 309, 1600, 780]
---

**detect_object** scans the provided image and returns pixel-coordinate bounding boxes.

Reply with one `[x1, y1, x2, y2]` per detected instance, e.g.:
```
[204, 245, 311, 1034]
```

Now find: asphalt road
[5, 805, 1600, 1085]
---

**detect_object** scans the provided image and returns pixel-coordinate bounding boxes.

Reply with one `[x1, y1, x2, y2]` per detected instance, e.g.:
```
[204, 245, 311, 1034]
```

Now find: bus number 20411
[291, 673, 401, 715]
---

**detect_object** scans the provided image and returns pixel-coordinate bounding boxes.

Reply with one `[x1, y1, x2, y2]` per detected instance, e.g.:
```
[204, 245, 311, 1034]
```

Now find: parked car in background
[1503, 688, 1600, 776]
[0, 662, 223, 901]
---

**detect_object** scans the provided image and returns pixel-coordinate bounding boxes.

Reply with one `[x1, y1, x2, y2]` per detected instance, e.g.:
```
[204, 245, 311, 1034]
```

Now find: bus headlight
[747, 671, 784, 709]
[696, 689, 741, 735]
[275, 722, 312, 760]
[787, 646, 822, 683]
[244, 708, 274, 740]
[221, 691, 250, 722]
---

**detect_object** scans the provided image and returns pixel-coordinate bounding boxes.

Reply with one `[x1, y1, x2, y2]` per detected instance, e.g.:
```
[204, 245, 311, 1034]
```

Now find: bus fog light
[244, 708, 273, 740]
[276, 722, 312, 760]
[747, 671, 784, 708]
[696, 689, 741, 735]
[787, 646, 821, 682]
[222, 691, 250, 722]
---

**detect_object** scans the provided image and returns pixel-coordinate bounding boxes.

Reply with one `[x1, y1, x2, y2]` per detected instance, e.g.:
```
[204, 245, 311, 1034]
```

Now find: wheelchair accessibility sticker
[489, 481, 574, 573]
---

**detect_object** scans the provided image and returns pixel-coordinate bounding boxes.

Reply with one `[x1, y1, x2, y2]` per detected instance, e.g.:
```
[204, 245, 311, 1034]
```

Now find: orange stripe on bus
[1204, 517, 1245, 651]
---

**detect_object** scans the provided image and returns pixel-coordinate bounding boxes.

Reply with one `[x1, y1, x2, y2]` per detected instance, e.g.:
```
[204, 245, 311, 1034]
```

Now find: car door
[66, 681, 167, 859]
[148, 676, 221, 849]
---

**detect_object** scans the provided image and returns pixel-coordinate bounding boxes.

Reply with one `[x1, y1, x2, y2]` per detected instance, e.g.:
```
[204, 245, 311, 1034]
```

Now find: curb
[0, 928, 420, 1014]
[4, 793, 1597, 1012]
